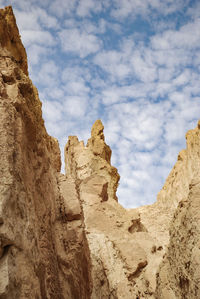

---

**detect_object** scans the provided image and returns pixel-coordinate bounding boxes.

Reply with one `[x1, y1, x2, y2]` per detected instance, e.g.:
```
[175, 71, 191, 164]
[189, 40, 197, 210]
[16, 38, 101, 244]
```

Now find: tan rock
[59, 176, 81, 221]
[156, 179, 200, 298]
[0, 6, 91, 299]
[0, 6, 28, 75]
[65, 124, 120, 201]
[1, 5, 200, 299]
[64, 122, 164, 298]
[87, 119, 111, 162]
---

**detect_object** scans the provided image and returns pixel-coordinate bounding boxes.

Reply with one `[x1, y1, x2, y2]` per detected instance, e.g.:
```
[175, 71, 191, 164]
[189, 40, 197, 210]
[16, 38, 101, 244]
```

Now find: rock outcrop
[0, 6, 91, 299]
[155, 124, 200, 299]
[0, 5, 200, 299]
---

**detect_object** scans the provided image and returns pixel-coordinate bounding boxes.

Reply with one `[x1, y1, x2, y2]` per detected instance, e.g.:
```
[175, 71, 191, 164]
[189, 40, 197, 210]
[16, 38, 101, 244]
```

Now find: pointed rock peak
[0, 6, 28, 75]
[87, 120, 111, 163]
[91, 119, 104, 140]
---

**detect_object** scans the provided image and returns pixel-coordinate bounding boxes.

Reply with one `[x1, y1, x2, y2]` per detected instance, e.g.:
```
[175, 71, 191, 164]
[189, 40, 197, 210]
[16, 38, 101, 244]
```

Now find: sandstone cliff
[155, 124, 200, 299]
[0, 6, 200, 299]
[0, 6, 91, 299]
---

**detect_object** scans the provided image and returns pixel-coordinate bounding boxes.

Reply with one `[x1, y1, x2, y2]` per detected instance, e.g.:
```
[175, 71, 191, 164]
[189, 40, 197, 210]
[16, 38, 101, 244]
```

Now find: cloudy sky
[1, 0, 200, 208]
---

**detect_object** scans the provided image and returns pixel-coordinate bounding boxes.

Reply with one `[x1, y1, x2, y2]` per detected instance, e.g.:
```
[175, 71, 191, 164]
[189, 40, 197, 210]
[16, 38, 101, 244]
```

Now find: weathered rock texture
[0, 5, 200, 299]
[0, 6, 91, 299]
[155, 124, 200, 299]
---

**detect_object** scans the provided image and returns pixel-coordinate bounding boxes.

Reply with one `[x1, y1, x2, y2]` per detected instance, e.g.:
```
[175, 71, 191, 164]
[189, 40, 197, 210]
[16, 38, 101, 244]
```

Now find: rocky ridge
[0, 6, 200, 299]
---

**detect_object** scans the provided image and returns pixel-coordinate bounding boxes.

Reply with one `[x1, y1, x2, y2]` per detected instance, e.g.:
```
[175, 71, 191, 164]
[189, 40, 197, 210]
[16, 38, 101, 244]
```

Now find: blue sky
[1, 0, 200, 208]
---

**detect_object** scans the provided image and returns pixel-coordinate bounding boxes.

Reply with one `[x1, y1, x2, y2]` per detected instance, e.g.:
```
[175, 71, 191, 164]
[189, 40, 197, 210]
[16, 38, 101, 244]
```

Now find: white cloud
[36, 8, 59, 29]
[59, 28, 102, 58]
[63, 96, 88, 117]
[49, 0, 77, 17]
[14, 10, 41, 31]
[62, 66, 92, 83]
[76, 0, 102, 17]
[130, 52, 158, 82]
[43, 100, 63, 122]
[32, 60, 59, 87]
[2, 0, 41, 11]
[14, 8, 59, 31]
[152, 19, 177, 33]
[26, 45, 49, 65]
[111, 0, 149, 19]
[64, 81, 90, 96]
[111, 0, 190, 19]
[102, 88, 122, 105]
[158, 67, 176, 82]
[151, 18, 200, 50]
[173, 69, 191, 86]
[103, 89, 198, 207]
[94, 50, 131, 81]
[186, 2, 200, 20]
[61, 66, 91, 96]
[21, 30, 55, 47]
[63, 18, 107, 36]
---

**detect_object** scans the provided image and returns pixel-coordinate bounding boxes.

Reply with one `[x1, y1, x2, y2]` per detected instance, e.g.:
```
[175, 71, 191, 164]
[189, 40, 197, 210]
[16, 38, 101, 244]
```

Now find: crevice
[0, 244, 12, 259]
[2, 73, 15, 84]
[128, 261, 148, 281]
[73, 177, 93, 298]
[128, 218, 147, 233]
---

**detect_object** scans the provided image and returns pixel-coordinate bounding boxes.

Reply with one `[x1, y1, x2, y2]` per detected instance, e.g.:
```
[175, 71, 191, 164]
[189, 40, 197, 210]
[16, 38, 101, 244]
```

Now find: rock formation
[0, 6, 91, 298]
[155, 124, 200, 299]
[0, 5, 200, 299]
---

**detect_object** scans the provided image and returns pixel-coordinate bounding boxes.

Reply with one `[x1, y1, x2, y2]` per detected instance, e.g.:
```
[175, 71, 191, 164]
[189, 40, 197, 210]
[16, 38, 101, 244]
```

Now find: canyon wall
[0, 6, 200, 299]
[0, 6, 91, 299]
[155, 124, 200, 299]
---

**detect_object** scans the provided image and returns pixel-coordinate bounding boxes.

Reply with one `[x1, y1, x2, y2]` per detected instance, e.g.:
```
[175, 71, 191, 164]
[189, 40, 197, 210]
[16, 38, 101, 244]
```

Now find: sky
[1, 0, 200, 208]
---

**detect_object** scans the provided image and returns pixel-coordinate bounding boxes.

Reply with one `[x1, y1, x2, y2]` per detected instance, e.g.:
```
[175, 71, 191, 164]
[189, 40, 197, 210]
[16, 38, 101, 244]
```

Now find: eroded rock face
[0, 6, 28, 75]
[0, 6, 91, 299]
[1, 5, 200, 299]
[155, 125, 200, 299]
[64, 120, 170, 298]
